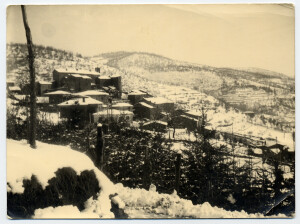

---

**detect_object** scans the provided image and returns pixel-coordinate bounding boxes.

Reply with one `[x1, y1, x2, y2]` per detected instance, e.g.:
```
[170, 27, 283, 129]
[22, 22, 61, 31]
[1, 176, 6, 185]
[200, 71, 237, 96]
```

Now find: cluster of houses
[8, 66, 294, 162]
[8, 66, 205, 131]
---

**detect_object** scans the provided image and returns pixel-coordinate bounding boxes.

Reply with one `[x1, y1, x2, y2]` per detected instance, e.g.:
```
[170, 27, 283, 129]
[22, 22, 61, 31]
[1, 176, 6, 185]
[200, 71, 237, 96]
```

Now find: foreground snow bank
[116, 184, 286, 218]
[33, 205, 100, 219]
[7, 139, 115, 218]
[7, 139, 287, 219]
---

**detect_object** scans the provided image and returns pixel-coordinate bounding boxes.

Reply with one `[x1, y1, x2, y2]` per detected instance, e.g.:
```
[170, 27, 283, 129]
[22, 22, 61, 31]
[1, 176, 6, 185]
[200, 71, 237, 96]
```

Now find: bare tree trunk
[21, 5, 37, 148]
[96, 124, 104, 170]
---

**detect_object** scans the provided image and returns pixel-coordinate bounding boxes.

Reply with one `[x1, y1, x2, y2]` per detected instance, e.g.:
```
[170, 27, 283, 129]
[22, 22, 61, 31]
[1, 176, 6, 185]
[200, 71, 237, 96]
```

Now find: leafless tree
[21, 5, 37, 148]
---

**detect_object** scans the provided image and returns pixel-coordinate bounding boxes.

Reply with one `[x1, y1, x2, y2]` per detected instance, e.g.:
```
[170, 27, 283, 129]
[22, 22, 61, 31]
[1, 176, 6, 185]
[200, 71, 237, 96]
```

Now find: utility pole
[96, 124, 104, 170]
[21, 5, 37, 148]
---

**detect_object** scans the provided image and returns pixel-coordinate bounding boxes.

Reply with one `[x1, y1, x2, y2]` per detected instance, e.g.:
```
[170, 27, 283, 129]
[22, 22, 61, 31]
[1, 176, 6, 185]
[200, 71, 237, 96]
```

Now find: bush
[7, 167, 100, 218]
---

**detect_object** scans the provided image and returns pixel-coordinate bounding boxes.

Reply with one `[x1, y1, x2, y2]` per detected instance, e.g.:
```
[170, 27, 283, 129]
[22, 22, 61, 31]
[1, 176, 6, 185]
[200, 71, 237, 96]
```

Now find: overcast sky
[7, 4, 294, 77]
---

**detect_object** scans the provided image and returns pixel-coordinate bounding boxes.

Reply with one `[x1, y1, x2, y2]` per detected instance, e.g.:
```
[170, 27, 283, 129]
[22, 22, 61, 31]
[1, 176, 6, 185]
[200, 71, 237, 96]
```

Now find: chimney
[95, 67, 100, 73]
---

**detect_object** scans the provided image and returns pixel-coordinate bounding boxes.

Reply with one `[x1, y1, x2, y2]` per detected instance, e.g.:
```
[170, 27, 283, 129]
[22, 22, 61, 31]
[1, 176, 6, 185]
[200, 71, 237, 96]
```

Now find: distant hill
[99, 51, 294, 116]
[100, 50, 292, 80]
[7, 44, 294, 116]
[6, 43, 94, 85]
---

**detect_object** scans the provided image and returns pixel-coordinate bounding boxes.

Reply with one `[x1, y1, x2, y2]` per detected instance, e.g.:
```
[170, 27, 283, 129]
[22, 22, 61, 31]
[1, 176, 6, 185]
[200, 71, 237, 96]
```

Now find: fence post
[96, 123, 104, 170]
[175, 153, 181, 193]
[143, 147, 151, 189]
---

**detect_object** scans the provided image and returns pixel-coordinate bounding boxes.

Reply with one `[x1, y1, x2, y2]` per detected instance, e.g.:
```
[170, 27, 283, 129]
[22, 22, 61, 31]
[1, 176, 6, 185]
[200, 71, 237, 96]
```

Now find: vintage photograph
[6, 4, 295, 219]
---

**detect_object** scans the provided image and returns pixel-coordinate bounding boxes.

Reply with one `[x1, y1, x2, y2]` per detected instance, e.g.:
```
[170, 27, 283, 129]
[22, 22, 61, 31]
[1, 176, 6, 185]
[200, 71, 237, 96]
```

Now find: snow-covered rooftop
[185, 110, 202, 117]
[76, 90, 109, 96]
[71, 74, 82, 78]
[93, 109, 133, 115]
[139, 102, 154, 109]
[98, 76, 111, 79]
[143, 120, 168, 126]
[55, 68, 100, 76]
[38, 81, 52, 85]
[9, 86, 21, 91]
[44, 90, 71, 95]
[14, 94, 28, 100]
[128, 91, 147, 96]
[144, 97, 173, 105]
[58, 97, 103, 106]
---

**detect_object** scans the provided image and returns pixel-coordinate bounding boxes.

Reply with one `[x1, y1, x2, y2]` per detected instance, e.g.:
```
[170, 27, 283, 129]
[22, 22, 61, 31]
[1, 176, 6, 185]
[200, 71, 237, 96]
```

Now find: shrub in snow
[7, 139, 119, 219]
[7, 167, 100, 218]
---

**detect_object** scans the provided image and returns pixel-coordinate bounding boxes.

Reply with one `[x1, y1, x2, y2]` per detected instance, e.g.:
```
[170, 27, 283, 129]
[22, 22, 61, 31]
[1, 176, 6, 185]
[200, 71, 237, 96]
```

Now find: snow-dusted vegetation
[7, 139, 289, 219]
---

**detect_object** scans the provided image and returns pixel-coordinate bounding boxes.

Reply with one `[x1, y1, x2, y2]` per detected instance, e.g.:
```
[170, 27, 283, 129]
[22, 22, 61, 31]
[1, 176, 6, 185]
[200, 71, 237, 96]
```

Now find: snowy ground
[7, 139, 289, 219]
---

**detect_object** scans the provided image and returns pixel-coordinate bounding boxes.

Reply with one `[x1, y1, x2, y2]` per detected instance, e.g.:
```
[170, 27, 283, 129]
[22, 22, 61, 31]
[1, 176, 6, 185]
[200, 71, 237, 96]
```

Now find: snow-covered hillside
[7, 139, 288, 219]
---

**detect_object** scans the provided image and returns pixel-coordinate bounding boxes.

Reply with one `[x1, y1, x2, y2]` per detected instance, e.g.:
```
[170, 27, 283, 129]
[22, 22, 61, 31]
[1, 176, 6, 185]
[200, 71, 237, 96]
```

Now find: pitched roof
[98, 76, 111, 79]
[54, 68, 100, 76]
[58, 97, 103, 106]
[68, 74, 92, 79]
[8, 86, 21, 91]
[185, 110, 202, 117]
[81, 75, 92, 80]
[144, 97, 173, 104]
[138, 102, 154, 109]
[70, 74, 82, 78]
[44, 90, 71, 95]
[75, 90, 109, 96]
[143, 120, 168, 126]
[111, 74, 121, 78]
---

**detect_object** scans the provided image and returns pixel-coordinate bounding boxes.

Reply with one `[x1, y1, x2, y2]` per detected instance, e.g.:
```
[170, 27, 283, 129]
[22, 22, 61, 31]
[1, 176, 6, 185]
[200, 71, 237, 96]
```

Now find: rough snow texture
[115, 184, 287, 219]
[33, 205, 100, 219]
[7, 139, 115, 218]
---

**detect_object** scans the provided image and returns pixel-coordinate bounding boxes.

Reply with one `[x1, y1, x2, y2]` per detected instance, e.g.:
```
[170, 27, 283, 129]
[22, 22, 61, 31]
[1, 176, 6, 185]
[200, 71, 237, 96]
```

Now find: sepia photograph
[6, 3, 295, 219]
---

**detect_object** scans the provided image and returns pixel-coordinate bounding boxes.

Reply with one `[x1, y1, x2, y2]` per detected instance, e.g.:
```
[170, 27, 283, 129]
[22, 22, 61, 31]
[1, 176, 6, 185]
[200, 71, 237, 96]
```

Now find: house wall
[87, 95, 109, 103]
[49, 95, 70, 104]
[53, 70, 69, 87]
[128, 94, 146, 105]
[177, 115, 198, 131]
[143, 100, 175, 114]
[96, 78, 111, 89]
[79, 78, 92, 91]
[60, 105, 100, 123]
[134, 104, 156, 119]
[111, 76, 122, 98]
[38, 83, 52, 96]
